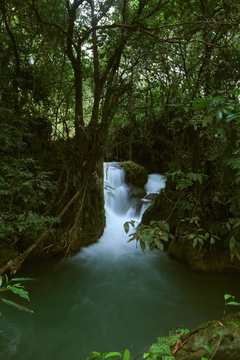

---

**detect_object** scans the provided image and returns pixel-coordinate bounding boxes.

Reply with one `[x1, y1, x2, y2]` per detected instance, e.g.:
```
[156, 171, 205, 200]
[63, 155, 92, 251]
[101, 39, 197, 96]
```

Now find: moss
[120, 160, 148, 187]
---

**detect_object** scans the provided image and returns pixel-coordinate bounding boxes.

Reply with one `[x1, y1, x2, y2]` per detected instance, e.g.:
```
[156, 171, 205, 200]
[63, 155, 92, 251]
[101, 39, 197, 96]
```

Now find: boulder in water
[120, 161, 148, 188]
[128, 185, 146, 198]
[144, 193, 159, 201]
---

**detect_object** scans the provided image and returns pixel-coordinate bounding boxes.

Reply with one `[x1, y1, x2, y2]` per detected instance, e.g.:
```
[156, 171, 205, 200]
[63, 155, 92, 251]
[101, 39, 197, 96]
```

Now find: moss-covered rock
[175, 312, 240, 360]
[120, 161, 148, 188]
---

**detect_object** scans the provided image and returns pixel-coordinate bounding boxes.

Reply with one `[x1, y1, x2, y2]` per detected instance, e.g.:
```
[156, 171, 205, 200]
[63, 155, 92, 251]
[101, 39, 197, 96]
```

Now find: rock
[144, 193, 158, 201]
[168, 238, 240, 273]
[175, 312, 240, 360]
[128, 185, 146, 198]
[120, 161, 148, 188]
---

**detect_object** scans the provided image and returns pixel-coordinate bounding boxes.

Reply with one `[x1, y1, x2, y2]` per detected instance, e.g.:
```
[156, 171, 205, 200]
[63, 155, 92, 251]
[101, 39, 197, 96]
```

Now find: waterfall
[104, 162, 164, 221]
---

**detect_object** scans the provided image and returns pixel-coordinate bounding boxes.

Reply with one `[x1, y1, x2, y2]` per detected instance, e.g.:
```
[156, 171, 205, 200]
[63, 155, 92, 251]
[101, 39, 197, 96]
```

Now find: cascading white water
[104, 162, 164, 221]
[144, 174, 166, 194]
[104, 163, 130, 215]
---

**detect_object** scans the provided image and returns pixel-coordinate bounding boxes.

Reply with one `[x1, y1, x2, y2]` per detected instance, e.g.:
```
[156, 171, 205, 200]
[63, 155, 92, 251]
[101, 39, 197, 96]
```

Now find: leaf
[189, 234, 195, 240]
[140, 240, 146, 253]
[214, 328, 222, 335]
[164, 222, 170, 233]
[105, 352, 122, 359]
[6, 285, 30, 300]
[123, 349, 130, 360]
[216, 110, 222, 121]
[227, 322, 239, 327]
[149, 241, 156, 252]
[1, 299, 33, 313]
[0, 276, 3, 286]
[217, 126, 226, 138]
[160, 233, 169, 242]
[226, 222, 231, 231]
[156, 240, 164, 252]
[210, 237, 215, 244]
[11, 278, 34, 281]
[226, 301, 240, 306]
[230, 236, 236, 252]
[203, 344, 212, 356]
[193, 238, 198, 247]
[233, 221, 240, 229]
[203, 115, 212, 127]
[127, 235, 136, 242]
[146, 234, 153, 246]
[224, 294, 234, 300]
[123, 222, 129, 234]
[227, 114, 240, 122]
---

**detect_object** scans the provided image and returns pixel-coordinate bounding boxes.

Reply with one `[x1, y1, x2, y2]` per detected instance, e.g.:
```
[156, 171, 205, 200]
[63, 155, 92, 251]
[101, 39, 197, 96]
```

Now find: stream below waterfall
[1, 162, 240, 360]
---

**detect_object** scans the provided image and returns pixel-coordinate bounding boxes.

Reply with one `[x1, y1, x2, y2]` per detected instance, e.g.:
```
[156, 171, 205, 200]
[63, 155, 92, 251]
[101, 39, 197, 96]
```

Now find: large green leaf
[105, 352, 122, 359]
[226, 301, 240, 306]
[224, 294, 234, 300]
[7, 285, 30, 300]
[123, 349, 130, 360]
[1, 299, 33, 313]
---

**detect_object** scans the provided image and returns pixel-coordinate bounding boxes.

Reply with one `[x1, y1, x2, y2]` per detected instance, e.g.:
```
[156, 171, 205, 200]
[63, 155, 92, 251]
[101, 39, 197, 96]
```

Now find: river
[1, 162, 240, 360]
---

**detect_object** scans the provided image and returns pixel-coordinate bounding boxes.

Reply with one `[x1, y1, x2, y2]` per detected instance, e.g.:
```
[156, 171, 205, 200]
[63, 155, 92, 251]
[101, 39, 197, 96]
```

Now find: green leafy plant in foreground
[87, 349, 131, 360]
[0, 274, 34, 314]
[87, 348, 166, 360]
[144, 328, 189, 360]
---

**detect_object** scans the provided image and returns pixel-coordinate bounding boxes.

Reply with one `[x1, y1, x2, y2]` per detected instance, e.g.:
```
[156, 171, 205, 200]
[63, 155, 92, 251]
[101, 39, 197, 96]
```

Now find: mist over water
[1, 163, 240, 360]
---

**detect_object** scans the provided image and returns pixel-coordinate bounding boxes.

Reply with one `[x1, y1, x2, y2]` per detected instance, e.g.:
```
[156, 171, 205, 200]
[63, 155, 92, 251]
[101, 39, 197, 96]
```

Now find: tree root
[0, 189, 81, 276]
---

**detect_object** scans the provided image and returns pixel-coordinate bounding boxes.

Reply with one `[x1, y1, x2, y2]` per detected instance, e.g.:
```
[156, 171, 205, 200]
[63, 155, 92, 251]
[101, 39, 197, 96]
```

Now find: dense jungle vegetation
[0, 0, 240, 274]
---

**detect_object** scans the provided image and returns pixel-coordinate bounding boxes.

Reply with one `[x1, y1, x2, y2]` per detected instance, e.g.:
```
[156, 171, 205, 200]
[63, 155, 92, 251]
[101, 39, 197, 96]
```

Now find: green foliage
[179, 216, 221, 248]
[164, 171, 208, 191]
[0, 275, 33, 314]
[124, 220, 174, 253]
[0, 115, 60, 246]
[223, 294, 240, 315]
[87, 349, 131, 360]
[144, 328, 189, 360]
